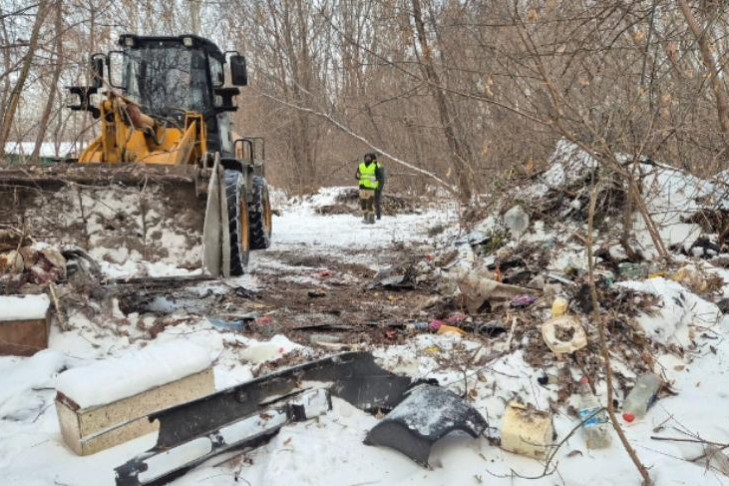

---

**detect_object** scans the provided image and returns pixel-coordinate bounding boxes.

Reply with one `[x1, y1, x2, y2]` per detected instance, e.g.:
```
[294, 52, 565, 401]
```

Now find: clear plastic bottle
[578, 376, 611, 449]
[622, 373, 662, 423]
[405, 322, 429, 332]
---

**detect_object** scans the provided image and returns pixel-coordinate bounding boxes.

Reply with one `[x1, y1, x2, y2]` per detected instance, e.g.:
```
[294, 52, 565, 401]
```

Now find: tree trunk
[678, 0, 729, 156]
[0, 1, 49, 159]
[190, 0, 201, 35]
[32, 0, 64, 161]
[411, 0, 472, 201]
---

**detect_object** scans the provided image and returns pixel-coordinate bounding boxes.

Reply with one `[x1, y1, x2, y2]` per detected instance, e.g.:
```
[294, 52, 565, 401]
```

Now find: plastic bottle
[405, 322, 430, 332]
[577, 377, 611, 449]
[622, 373, 662, 422]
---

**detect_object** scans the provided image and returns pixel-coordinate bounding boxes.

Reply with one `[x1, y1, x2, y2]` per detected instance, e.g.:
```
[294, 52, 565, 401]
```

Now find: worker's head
[369, 152, 378, 161]
[364, 153, 373, 163]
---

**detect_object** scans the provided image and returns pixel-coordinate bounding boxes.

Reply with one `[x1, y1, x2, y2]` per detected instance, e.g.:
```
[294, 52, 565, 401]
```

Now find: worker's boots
[368, 213, 376, 224]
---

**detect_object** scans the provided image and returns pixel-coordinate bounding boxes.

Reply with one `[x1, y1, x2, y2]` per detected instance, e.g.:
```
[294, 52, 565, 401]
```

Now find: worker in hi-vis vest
[355, 152, 383, 224]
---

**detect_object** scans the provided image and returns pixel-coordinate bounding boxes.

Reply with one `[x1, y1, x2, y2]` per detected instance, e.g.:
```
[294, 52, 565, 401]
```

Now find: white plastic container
[622, 373, 662, 422]
[541, 316, 588, 355]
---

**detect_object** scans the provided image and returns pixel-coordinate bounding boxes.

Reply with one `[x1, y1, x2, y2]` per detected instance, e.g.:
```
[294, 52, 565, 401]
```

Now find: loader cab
[109, 34, 247, 157]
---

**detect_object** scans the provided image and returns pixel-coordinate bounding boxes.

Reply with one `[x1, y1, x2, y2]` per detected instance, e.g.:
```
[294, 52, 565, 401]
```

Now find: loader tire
[225, 170, 250, 276]
[249, 175, 272, 250]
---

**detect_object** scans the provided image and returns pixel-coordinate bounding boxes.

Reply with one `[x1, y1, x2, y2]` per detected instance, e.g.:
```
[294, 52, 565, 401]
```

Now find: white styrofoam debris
[619, 278, 722, 345]
[55, 341, 212, 408]
[0, 294, 51, 321]
[238, 334, 302, 364]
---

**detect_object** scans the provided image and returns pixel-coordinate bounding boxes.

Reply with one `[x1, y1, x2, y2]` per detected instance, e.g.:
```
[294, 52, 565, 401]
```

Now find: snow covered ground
[3, 142, 81, 158]
[250, 188, 458, 271]
[2, 169, 729, 486]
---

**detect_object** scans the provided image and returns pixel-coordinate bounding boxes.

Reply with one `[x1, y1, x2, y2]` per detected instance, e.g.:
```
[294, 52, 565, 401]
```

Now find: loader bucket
[0, 163, 227, 278]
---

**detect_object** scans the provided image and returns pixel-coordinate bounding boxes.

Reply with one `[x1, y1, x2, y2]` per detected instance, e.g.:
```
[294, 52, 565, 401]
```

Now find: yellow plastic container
[501, 402, 553, 458]
[551, 297, 568, 318]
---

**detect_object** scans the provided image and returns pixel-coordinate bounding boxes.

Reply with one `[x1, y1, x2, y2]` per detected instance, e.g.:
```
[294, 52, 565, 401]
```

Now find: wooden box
[0, 295, 50, 356]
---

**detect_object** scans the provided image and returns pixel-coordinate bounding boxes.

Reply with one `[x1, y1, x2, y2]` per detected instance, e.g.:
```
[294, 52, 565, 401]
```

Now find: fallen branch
[651, 436, 729, 448]
[48, 282, 68, 332]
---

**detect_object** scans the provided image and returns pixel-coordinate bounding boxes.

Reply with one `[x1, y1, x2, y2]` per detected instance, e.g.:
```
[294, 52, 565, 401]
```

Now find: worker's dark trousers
[375, 188, 382, 219]
[359, 189, 375, 222]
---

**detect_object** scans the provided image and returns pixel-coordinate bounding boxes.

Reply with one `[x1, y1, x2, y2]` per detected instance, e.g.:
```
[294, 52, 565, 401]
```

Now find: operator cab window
[123, 44, 211, 118]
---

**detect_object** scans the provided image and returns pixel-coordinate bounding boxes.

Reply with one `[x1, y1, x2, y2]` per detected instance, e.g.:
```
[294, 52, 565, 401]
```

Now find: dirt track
[230, 246, 449, 346]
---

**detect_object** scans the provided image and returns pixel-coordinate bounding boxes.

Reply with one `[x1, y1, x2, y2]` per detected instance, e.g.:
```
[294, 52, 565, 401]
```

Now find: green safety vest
[359, 161, 379, 189]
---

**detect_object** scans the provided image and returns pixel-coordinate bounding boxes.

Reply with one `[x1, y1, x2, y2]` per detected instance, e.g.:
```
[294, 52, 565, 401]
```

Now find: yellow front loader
[0, 34, 272, 277]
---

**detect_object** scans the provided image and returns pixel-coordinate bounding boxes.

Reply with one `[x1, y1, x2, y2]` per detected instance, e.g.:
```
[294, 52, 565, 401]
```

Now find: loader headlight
[183, 36, 194, 47]
[124, 36, 135, 47]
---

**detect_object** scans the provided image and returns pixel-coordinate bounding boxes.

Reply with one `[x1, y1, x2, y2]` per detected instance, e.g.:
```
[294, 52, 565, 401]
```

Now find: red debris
[445, 314, 466, 324]
[428, 320, 444, 331]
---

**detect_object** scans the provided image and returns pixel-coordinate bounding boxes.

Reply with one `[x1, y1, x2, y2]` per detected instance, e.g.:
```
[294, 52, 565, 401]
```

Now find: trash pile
[4, 141, 729, 484]
[0, 230, 102, 293]
[347, 140, 729, 472]
[0, 231, 67, 290]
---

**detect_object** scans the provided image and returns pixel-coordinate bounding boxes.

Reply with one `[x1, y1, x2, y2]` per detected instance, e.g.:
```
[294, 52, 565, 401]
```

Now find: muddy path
[236, 247, 450, 347]
[105, 232, 452, 350]
[93, 203, 460, 352]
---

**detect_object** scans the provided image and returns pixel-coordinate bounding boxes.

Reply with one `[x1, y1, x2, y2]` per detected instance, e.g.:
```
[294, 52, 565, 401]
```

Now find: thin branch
[258, 91, 456, 192]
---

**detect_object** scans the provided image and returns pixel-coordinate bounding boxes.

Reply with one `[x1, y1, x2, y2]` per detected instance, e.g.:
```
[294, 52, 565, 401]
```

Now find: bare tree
[31, 0, 64, 161]
[411, 0, 473, 201]
[0, 1, 49, 158]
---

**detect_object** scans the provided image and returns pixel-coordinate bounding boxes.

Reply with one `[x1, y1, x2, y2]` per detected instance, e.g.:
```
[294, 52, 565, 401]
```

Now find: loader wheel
[249, 175, 272, 250]
[224, 170, 250, 276]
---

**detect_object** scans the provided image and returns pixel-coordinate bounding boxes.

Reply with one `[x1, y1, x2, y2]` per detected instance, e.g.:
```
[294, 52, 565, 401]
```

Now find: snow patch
[0, 350, 66, 420]
[0, 295, 50, 321]
[55, 340, 212, 408]
[619, 278, 721, 345]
